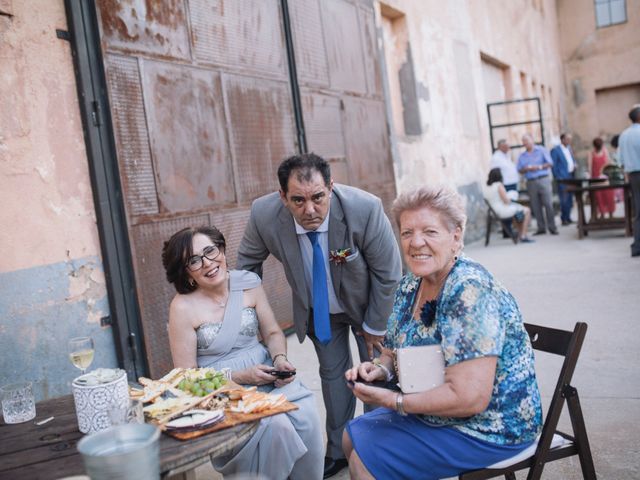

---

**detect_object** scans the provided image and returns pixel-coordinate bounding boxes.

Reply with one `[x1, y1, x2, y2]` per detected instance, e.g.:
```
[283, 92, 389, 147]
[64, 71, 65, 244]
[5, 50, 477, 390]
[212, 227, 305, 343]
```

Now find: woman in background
[588, 137, 615, 219]
[484, 168, 534, 243]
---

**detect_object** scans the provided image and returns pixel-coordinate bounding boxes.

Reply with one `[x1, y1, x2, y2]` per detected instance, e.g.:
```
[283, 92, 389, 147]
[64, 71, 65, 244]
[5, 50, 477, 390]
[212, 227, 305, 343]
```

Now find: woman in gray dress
[162, 225, 323, 480]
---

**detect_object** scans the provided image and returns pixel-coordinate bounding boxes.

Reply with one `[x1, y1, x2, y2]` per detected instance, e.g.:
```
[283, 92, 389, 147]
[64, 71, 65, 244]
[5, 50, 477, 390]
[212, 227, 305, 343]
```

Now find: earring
[189, 279, 195, 287]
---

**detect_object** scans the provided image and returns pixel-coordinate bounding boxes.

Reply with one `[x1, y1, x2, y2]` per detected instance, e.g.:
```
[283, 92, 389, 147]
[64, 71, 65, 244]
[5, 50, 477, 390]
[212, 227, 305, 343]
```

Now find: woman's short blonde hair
[392, 185, 467, 236]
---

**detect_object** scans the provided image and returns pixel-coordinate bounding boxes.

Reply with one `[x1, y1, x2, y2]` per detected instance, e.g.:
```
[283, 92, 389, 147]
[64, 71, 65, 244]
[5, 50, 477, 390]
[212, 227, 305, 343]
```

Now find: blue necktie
[306, 232, 331, 344]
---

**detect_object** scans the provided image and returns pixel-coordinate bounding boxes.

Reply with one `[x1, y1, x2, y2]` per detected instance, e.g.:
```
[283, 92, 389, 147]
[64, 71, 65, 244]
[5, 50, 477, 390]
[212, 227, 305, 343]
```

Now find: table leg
[574, 191, 586, 239]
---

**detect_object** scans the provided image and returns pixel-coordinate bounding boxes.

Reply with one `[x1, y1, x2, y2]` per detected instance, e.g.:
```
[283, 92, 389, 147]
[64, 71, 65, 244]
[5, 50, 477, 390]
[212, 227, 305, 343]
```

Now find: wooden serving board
[164, 401, 299, 441]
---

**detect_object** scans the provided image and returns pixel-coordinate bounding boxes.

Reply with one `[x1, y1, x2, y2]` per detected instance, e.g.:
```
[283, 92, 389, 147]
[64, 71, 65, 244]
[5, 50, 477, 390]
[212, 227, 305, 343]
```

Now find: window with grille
[594, 0, 627, 28]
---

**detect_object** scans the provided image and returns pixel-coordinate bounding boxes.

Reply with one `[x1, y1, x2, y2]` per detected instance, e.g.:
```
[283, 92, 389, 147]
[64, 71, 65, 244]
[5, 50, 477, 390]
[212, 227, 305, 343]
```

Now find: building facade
[1, 0, 637, 400]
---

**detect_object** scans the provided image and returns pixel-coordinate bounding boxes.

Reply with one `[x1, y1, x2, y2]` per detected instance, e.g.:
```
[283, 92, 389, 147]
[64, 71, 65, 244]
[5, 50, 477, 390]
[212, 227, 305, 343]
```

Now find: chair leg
[566, 389, 597, 480]
[485, 212, 492, 246]
[504, 473, 516, 480]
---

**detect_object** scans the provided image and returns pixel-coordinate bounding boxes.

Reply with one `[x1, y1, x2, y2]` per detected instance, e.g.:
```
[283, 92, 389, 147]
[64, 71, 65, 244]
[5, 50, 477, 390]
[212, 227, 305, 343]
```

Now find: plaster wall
[377, 0, 566, 240]
[558, 0, 640, 161]
[0, 0, 117, 400]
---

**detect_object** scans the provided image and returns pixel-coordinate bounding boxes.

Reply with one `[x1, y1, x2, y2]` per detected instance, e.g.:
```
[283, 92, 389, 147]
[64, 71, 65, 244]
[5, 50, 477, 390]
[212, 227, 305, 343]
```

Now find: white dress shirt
[295, 211, 384, 336]
[490, 150, 520, 186]
[560, 144, 575, 173]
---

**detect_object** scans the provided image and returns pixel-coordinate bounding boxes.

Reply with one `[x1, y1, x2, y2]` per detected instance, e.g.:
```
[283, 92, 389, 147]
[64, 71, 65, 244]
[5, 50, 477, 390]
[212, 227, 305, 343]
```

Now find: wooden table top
[0, 395, 258, 479]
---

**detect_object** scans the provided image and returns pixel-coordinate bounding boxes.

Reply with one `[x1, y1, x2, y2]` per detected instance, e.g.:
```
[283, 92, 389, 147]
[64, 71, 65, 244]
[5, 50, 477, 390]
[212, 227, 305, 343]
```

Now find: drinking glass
[108, 398, 144, 426]
[68, 336, 95, 374]
[1, 382, 36, 424]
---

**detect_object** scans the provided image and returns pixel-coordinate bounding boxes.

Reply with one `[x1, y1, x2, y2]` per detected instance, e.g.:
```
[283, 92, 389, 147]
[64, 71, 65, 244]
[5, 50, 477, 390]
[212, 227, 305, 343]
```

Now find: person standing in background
[517, 134, 558, 235]
[490, 139, 520, 200]
[551, 133, 577, 225]
[588, 137, 615, 220]
[618, 106, 640, 257]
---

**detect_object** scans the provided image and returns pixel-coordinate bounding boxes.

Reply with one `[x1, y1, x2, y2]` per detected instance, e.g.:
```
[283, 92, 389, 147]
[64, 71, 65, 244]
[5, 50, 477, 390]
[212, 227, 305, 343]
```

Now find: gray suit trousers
[527, 175, 557, 232]
[309, 313, 370, 460]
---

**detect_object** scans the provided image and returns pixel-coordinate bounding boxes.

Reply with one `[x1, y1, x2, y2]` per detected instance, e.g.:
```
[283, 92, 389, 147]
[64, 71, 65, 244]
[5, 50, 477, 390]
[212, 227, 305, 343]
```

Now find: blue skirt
[346, 408, 533, 480]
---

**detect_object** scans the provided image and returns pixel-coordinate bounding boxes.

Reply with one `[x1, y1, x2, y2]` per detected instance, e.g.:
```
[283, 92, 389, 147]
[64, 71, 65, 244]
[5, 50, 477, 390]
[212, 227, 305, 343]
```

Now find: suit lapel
[278, 206, 309, 308]
[328, 193, 348, 297]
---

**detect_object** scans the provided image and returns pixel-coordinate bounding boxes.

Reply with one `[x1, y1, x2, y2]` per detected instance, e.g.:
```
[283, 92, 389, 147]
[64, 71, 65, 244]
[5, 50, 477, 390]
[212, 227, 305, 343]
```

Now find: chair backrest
[524, 322, 588, 473]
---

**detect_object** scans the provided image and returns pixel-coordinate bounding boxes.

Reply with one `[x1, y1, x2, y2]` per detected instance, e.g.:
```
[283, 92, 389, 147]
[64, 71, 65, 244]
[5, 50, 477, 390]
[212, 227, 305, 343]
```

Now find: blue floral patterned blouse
[384, 255, 542, 445]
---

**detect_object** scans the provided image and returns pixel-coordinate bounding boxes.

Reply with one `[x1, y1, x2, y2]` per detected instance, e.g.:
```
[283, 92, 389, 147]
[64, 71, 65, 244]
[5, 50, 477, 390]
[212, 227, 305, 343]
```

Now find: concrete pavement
[197, 213, 639, 479]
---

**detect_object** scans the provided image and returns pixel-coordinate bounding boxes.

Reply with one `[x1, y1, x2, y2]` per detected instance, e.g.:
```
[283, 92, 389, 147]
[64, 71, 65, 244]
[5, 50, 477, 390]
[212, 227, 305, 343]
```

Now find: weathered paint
[0, 257, 117, 402]
[0, 1, 118, 400]
[558, 0, 640, 159]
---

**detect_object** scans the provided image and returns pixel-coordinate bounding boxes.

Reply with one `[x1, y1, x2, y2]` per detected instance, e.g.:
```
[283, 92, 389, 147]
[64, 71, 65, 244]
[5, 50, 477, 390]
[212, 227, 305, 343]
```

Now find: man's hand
[358, 331, 385, 360]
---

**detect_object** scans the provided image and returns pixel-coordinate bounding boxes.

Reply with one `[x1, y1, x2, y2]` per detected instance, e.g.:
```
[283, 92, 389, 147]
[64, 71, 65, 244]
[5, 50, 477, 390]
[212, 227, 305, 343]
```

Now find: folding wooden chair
[459, 322, 596, 480]
[484, 199, 518, 247]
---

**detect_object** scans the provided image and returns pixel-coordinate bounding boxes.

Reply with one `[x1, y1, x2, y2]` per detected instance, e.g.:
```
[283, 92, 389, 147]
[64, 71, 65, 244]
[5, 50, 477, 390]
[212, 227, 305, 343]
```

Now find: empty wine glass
[68, 336, 95, 375]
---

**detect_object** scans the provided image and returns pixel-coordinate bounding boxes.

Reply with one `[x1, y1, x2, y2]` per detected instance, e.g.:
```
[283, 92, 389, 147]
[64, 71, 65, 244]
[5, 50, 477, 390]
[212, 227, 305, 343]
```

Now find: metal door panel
[359, 6, 383, 97]
[140, 60, 235, 213]
[96, 0, 191, 60]
[342, 96, 394, 185]
[321, 0, 367, 94]
[223, 74, 296, 201]
[189, 0, 286, 78]
[104, 54, 159, 217]
[131, 214, 209, 377]
[301, 91, 345, 160]
[288, 0, 329, 87]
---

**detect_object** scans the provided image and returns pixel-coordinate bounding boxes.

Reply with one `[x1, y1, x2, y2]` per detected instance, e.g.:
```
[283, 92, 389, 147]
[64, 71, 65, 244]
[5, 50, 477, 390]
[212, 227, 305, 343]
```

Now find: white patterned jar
[72, 368, 128, 434]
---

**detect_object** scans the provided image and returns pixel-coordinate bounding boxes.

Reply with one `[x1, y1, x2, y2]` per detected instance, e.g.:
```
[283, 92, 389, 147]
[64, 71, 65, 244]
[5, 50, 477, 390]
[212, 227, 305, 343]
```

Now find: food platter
[130, 367, 298, 440]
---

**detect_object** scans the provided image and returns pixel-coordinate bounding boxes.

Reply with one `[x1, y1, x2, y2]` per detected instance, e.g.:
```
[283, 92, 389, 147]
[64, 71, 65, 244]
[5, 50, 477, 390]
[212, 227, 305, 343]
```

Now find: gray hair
[392, 185, 467, 238]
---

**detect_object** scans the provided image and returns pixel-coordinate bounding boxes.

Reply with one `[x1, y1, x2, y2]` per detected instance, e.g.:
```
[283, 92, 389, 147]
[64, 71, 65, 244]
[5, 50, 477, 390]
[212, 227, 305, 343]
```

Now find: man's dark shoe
[324, 457, 348, 478]
[549, 230, 559, 235]
[533, 230, 546, 236]
[561, 220, 569, 226]
[632, 251, 640, 258]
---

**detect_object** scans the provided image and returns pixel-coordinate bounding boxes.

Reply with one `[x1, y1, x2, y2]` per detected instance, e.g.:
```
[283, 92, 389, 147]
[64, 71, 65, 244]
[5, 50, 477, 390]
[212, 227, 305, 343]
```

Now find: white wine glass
[68, 336, 95, 375]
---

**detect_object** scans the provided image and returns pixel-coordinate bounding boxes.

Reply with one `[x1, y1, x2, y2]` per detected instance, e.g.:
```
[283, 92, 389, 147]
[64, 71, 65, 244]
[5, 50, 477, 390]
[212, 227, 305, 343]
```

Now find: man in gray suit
[237, 153, 402, 478]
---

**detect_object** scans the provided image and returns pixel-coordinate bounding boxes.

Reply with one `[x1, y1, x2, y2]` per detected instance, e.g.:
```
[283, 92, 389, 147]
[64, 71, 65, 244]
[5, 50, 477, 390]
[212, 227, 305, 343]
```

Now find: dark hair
[611, 134, 619, 149]
[487, 167, 504, 186]
[593, 137, 604, 152]
[162, 226, 226, 294]
[629, 106, 640, 123]
[560, 132, 570, 141]
[277, 153, 331, 194]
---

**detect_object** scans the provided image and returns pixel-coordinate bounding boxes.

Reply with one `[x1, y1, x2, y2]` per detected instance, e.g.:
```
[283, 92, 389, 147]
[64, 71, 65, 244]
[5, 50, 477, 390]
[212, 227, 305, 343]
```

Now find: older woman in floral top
[343, 185, 542, 480]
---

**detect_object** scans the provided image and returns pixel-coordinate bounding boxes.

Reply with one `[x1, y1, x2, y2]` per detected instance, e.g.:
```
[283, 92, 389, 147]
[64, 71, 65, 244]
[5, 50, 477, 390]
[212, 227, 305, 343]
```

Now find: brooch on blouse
[329, 248, 352, 265]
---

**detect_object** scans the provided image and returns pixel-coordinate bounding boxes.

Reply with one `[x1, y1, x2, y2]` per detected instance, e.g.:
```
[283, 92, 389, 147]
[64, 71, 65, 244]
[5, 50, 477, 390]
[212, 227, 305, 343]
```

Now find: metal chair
[459, 322, 596, 480]
[484, 199, 518, 247]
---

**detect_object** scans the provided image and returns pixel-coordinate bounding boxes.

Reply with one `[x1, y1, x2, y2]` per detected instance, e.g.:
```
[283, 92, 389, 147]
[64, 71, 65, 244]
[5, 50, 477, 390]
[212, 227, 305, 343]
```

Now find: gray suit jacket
[236, 184, 402, 342]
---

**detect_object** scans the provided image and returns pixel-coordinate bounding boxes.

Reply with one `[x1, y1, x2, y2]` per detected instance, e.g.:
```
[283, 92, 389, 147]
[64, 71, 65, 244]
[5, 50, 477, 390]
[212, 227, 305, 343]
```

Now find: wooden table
[0, 395, 258, 479]
[558, 179, 634, 239]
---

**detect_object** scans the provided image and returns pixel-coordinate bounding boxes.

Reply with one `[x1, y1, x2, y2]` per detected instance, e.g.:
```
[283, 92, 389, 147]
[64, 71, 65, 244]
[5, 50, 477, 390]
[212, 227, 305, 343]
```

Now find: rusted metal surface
[131, 214, 209, 377]
[189, 0, 286, 78]
[342, 96, 394, 185]
[104, 54, 159, 218]
[359, 6, 383, 97]
[223, 74, 296, 201]
[288, 0, 329, 87]
[96, 0, 190, 60]
[301, 91, 346, 160]
[140, 60, 235, 213]
[322, 0, 367, 94]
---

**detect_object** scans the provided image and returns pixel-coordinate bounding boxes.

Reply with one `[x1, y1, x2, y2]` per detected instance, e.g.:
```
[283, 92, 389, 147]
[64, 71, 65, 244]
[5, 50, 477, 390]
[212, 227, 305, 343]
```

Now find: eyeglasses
[186, 245, 221, 271]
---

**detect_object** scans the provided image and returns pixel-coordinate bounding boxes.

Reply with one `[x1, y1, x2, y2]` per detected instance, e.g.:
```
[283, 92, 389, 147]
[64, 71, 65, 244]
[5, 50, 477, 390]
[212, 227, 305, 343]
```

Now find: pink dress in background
[591, 149, 615, 216]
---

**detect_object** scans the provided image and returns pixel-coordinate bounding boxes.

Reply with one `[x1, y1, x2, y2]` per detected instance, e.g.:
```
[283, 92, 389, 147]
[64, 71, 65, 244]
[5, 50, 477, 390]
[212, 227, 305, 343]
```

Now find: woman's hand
[236, 364, 280, 386]
[348, 382, 397, 409]
[345, 361, 386, 383]
[272, 357, 296, 388]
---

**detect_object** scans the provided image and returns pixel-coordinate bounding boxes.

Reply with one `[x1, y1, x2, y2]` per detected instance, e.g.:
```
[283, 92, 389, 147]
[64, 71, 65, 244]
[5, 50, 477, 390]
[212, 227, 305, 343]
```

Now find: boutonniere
[329, 248, 352, 265]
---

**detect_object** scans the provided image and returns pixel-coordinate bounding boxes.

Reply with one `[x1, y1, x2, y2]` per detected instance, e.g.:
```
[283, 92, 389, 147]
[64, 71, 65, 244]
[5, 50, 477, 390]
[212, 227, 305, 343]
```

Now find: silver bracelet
[396, 393, 408, 416]
[373, 360, 393, 382]
[272, 353, 287, 364]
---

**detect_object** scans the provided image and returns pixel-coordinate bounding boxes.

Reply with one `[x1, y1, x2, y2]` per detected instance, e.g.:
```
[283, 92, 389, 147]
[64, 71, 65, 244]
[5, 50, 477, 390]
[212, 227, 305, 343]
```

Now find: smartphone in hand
[270, 370, 296, 379]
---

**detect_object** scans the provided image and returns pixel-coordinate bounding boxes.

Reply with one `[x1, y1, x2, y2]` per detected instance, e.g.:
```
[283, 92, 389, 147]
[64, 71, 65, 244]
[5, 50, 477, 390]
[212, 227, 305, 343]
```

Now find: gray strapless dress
[196, 270, 323, 480]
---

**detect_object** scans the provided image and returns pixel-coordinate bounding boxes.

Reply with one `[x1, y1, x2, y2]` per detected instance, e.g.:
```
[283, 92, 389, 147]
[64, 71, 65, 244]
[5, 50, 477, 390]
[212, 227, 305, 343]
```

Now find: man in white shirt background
[551, 133, 577, 225]
[490, 139, 520, 200]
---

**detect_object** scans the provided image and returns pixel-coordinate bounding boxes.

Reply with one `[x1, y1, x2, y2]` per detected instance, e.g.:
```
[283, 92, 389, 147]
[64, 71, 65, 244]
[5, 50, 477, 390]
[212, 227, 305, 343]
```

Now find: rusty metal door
[92, 0, 395, 377]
